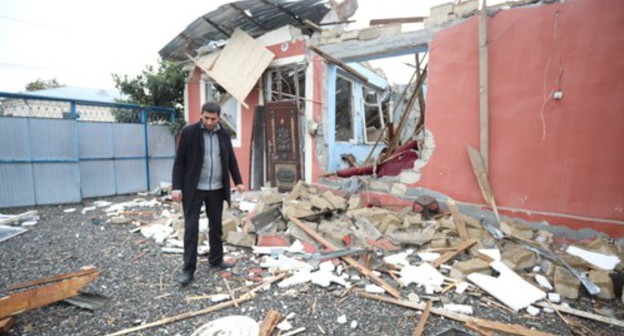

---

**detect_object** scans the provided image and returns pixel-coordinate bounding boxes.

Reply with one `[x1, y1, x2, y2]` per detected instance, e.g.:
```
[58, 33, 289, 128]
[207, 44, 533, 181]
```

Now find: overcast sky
[0, 0, 450, 93]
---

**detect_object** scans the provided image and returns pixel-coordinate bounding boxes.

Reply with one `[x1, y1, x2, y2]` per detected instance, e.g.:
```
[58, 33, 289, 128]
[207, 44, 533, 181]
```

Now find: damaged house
[161, 0, 624, 238]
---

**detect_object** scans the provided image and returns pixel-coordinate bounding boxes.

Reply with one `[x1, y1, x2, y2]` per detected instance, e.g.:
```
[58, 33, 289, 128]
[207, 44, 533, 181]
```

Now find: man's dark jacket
[172, 121, 243, 213]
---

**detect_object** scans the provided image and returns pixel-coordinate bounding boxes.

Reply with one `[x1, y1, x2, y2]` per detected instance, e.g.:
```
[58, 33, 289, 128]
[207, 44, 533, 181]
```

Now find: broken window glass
[219, 96, 239, 140]
[335, 75, 353, 142]
[362, 86, 384, 143]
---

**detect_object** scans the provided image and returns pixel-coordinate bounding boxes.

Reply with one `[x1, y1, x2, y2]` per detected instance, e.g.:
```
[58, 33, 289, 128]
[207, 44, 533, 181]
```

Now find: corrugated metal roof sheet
[159, 0, 331, 61]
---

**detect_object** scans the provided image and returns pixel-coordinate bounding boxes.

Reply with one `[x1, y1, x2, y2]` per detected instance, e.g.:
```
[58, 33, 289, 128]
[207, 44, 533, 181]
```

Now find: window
[335, 75, 353, 142]
[219, 96, 240, 146]
[362, 86, 385, 143]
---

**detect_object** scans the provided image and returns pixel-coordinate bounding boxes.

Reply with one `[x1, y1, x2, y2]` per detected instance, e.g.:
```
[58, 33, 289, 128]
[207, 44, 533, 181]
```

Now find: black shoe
[177, 272, 194, 286]
[210, 261, 235, 269]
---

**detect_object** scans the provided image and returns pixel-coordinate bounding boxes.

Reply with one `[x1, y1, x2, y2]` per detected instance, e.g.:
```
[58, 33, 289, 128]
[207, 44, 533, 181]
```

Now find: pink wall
[420, 0, 624, 236]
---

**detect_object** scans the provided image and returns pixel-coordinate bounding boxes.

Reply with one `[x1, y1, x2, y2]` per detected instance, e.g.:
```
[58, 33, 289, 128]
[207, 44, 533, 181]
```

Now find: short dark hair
[201, 102, 221, 115]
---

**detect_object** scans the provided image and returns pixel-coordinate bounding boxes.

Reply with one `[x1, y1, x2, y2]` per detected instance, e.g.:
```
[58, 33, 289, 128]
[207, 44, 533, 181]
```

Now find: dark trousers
[183, 189, 225, 274]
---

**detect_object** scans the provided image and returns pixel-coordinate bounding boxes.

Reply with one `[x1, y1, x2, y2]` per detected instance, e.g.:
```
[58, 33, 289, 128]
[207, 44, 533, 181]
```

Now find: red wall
[420, 0, 624, 235]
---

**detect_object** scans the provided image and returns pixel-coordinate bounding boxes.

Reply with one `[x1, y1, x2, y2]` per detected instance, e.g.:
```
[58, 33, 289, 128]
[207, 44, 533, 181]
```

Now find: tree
[112, 59, 187, 133]
[25, 78, 63, 91]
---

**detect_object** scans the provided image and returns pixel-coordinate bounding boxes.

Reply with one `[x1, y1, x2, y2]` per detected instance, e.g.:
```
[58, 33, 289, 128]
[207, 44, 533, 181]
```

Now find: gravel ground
[1, 194, 623, 336]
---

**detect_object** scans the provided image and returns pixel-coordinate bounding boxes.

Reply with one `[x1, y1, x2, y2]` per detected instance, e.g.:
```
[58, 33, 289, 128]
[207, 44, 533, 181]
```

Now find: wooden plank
[289, 217, 401, 299]
[0, 210, 38, 225]
[259, 309, 282, 336]
[0, 317, 15, 333]
[358, 292, 557, 336]
[0, 270, 99, 319]
[308, 45, 368, 83]
[465, 320, 495, 336]
[467, 145, 500, 222]
[535, 301, 624, 329]
[370, 17, 425, 25]
[447, 200, 469, 241]
[107, 274, 286, 336]
[431, 239, 476, 268]
[479, 0, 489, 173]
[412, 300, 431, 336]
[5, 266, 97, 291]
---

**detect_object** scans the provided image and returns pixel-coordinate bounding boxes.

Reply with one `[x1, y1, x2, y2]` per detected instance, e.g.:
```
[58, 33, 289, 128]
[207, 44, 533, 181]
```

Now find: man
[172, 102, 245, 286]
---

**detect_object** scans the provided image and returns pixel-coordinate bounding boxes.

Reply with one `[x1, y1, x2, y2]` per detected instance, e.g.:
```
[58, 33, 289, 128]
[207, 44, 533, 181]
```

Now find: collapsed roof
[159, 0, 332, 62]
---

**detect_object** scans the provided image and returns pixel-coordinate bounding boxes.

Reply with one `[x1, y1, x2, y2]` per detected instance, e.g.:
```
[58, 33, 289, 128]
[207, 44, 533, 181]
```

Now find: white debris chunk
[526, 305, 540, 316]
[337, 315, 347, 324]
[534, 274, 553, 290]
[210, 294, 230, 302]
[21, 220, 38, 226]
[400, 263, 445, 293]
[141, 224, 174, 244]
[455, 282, 470, 294]
[261, 255, 314, 272]
[311, 270, 348, 288]
[467, 261, 546, 311]
[443, 304, 473, 315]
[384, 249, 413, 267]
[365, 284, 385, 294]
[543, 308, 555, 314]
[239, 200, 257, 212]
[566, 246, 621, 270]
[478, 248, 501, 261]
[64, 208, 77, 213]
[417, 252, 441, 262]
[279, 270, 312, 288]
[81, 206, 96, 214]
[277, 320, 293, 331]
[350, 320, 358, 329]
[318, 261, 335, 272]
[548, 292, 561, 303]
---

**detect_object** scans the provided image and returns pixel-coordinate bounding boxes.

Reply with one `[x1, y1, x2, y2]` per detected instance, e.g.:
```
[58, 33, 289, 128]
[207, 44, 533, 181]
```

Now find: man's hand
[235, 184, 245, 193]
[171, 190, 183, 202]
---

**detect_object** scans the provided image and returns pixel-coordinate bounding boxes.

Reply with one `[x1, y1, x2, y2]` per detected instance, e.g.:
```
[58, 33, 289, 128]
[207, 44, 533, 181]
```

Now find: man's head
[201, 102, 221, 130]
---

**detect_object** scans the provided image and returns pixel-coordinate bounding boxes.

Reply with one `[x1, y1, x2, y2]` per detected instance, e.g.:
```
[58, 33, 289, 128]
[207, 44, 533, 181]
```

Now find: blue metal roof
[24, 86, 124, 103]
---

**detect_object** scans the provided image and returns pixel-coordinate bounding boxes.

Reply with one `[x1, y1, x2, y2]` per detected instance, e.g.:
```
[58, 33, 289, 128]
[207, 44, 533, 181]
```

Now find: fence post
[70, 101, 78, 119]
[142, 108, 150, 192]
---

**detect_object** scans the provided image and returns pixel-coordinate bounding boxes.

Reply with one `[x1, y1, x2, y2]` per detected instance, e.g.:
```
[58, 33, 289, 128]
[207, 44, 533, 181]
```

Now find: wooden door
[264, 101, 301, 192]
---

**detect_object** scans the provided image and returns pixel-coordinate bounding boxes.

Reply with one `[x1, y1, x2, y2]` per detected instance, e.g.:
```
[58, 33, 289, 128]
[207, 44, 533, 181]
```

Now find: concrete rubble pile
[100, 180, 624, 332]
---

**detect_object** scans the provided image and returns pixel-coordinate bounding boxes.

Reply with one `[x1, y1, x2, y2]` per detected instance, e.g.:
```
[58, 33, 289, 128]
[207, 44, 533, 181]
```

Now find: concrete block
[502, 247, 538, 271]
[358, 24, 401, 41]
[399, 169, 421, 184]
[467, 228, 483, 239]
[589, 270, 615, 299]
[429, 2, 454, 16]
[554, 266, 580, 299]
[403, 214, 422, 227]
[355, 217, 382, 240]
[500, 221, 534, 240]
[455, 0, 478, 17]
[310, 195, 333, 210]
[111, 216, 132, 224]
[322, 190, 348, 210]
[226, 232, 256, 248]
[388, 226, 436, 246]
[430, 238, 448, 249]
[379, 214, 402, 234]
[540, 259, 556, 277]
[286, 221, 316, 245]
[348, 194, 363, 210]
[450, 258, 491, 280]
[260, 193, 282, 205]
[282, 203, 315, 219]
[222, 217, 237, 240]
[390, 183, 408, 196]
[285, 180, 307, 201]
[368, 180, 390, 192]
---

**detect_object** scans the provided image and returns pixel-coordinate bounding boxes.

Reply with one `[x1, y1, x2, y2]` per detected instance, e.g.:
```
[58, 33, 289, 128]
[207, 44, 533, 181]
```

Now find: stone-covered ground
[1, 194, 622, 336]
